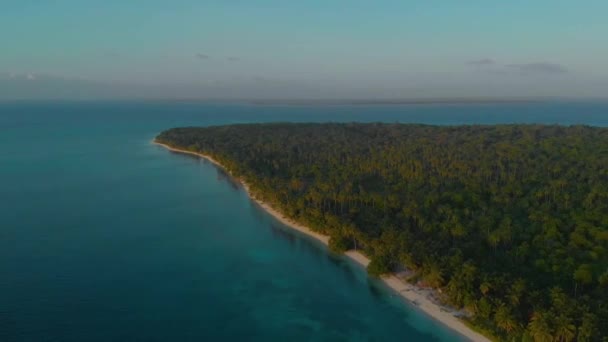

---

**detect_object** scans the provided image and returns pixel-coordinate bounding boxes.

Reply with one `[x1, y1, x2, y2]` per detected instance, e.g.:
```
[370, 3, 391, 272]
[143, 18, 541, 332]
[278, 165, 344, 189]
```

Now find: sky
[1, 0, 608, 99]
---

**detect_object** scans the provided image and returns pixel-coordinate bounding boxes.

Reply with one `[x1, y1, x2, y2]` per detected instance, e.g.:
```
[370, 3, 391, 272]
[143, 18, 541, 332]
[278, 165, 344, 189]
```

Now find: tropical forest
[156, 123, 608, 341]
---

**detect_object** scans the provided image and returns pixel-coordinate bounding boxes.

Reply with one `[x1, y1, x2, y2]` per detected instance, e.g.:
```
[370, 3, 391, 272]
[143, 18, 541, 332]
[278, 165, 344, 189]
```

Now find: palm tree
[508, 278, 526, 306]
[553, 314, 576, 342]
[576, 313, 597, 342]
[494, 304, 518, 334]
[423, 264, 444, 288]
[527, 311, 553, 342]
[573, 264, 593, 297]
[479, 281, 492, 296]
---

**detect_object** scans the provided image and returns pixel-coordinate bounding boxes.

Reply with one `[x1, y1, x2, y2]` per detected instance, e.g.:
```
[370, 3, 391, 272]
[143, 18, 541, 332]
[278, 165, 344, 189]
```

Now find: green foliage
[367, 255, 393, 276]
[573, 264, 593, 285]
[156, 123, 608, 341]
[328, 234, 352, 253]
[422, 263, 444, 288]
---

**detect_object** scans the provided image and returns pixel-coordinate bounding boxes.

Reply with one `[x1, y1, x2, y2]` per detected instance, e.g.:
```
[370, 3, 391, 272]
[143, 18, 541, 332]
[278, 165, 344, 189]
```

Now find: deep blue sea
[2, 101, 608, 341]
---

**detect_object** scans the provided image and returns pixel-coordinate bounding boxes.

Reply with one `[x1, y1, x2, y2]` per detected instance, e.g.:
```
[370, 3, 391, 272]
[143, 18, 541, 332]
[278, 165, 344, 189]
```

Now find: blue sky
[2, 0, 608, 99]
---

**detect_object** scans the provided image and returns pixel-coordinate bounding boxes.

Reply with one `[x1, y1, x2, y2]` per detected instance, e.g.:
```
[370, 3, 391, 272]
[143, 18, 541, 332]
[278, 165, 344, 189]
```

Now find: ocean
[2, 100, 607, 341]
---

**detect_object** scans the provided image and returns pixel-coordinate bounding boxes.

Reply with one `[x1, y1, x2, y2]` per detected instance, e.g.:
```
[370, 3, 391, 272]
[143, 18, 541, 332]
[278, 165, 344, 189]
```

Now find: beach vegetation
[156, 123, 608, 341]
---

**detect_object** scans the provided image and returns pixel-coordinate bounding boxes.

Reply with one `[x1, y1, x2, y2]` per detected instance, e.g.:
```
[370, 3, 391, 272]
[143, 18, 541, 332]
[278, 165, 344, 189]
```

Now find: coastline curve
[153, 140, 491, 342]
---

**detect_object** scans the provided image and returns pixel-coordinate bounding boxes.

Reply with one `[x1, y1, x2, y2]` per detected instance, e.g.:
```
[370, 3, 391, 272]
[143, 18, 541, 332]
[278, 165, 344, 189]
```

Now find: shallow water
[2, 100, 607, 341]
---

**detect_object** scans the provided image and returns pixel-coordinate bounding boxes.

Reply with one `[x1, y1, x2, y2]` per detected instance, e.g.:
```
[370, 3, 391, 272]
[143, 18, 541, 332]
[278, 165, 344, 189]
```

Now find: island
[155, 123, 608, 342]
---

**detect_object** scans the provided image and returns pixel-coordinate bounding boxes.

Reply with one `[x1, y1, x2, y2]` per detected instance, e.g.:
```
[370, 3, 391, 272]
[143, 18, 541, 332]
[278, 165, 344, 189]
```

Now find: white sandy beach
[154, 141, 490, 342]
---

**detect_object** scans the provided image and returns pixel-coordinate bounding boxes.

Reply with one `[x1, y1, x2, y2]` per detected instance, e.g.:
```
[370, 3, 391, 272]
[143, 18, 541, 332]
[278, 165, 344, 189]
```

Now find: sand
[153, 141, 491, 342]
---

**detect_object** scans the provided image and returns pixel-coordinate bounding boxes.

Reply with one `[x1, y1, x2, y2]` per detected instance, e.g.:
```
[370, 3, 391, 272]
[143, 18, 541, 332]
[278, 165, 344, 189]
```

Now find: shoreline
[153, 140, 490, 342]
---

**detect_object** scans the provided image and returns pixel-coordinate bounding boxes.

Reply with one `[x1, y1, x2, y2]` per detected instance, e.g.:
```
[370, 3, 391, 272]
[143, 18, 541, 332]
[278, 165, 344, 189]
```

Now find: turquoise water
[2, 101, 608, 341]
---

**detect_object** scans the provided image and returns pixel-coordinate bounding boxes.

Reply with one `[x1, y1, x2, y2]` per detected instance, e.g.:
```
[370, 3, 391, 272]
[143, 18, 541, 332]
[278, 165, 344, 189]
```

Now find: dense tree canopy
[157, 123, 608, 341]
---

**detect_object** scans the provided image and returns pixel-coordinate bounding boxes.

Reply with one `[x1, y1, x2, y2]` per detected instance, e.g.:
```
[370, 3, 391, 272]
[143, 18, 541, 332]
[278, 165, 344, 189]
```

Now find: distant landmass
[2, 73, 605, 104]
[246, 98, 543, 106]
[148, 97, 547, 106]
[156, 123, 608, 341]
